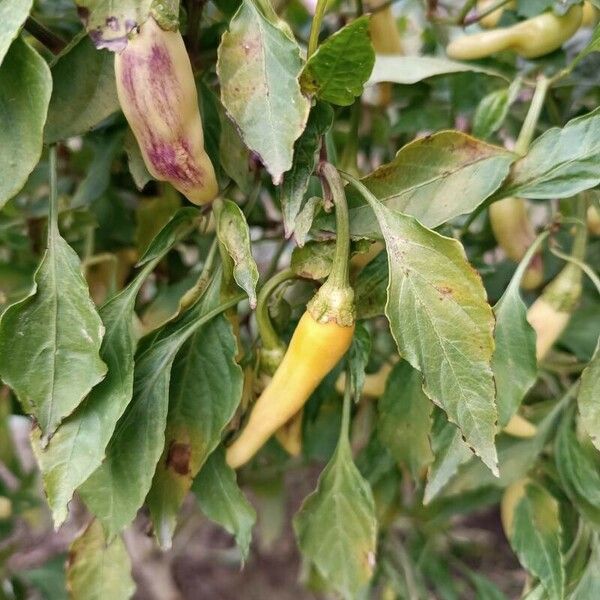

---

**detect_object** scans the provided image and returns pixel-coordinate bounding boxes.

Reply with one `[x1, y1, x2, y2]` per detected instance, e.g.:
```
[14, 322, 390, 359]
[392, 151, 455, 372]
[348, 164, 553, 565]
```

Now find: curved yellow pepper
[115, 17, 218, 205]
[447, 5, 583, 60]
[226, 312, 355, 468]
[489, 197, 544, 290]
[503, 413, 537, 438]
[478, 0, 516, 29]
[500, 478, 529, 538]
[588, 205, 600, 236]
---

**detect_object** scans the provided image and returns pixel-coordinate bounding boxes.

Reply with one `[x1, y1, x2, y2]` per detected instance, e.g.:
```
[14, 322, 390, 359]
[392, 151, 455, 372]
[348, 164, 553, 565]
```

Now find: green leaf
[280, 102, 333, 238]
[79, 274, 234, 536]
[0, 0, 32, 66]
[367, 55, 506, 85]
[124, 128, 153, 191]
[75, 0, 152, 51]
[424, 410, 472, 504]
[0, 213, 106, 440]
[294, 403, 377, 599]
[377, 361, 433, 480]
[570, 537, 600, 599]
[0, 37, 51, 208]
[44, 36, 119, 143]
[354, 250, 387, 319]
[578, 340, 600, 451]
[300, 17, 375, 106]
[66, 519, 135, 600]
[147, 315, 243, 547]
[291, 240, 335, 280]
[346, 323, 371, 400]
[193, 447, 256, 561]
[345, 132, 515, 236]
[31, 209, 198, 526]
[218, 104, 254, 194]
[294, 196, 322, 247]
[492, 245, 538, 427]
[216, 199, 259, 309]
[511, 482, 564, 600]
[473, 78, 521, 140]
[351, 180, 498, 473]
[217, 0, 310, 184]
[555, 410, 600, 526]
[499, 107, 600, 199]
[468, 572, 509, 600]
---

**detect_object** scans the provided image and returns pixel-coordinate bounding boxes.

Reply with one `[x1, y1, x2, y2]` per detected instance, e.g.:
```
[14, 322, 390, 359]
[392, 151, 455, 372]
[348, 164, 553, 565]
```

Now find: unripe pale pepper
[447, 5, 583, 60]
[478, 0, 516, 29]
[114, 17, 218, 205]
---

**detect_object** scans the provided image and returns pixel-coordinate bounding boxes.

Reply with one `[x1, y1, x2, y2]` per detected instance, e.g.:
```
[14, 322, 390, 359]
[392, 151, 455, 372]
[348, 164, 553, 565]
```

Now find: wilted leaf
[300, 17, 375, 106]
[67, 520, 134, 600]
[0, 37, 51, 208]
[345, 132, 515, 236]
[193, 448, 256, 560]
[217, 0, 310, 184]
[45, 36, 119, 143]
[147, 315, 243, 547]
[291, 240, 335, 280]
[349, 179, 498, 473]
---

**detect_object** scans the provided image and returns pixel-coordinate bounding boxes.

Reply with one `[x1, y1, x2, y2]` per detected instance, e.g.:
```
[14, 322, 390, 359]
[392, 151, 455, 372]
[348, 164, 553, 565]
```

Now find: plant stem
[48, 146, 59, 244]
[24, 17, 67, 54]
[464, 0, 512, 25]
[515, 75, 550, 155]
[455, 0, 477, 25]
[255, 268, 296, 352]
[340, 101, 361, 175]
[308, 0, 329, 58]
[318, 162, 351, 291]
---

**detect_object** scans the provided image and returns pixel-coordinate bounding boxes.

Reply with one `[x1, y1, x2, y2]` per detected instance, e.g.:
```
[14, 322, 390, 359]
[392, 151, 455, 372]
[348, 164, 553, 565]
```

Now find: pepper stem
[256, 268, 296, 374]
[307, 0, 328, 58]
[515, 75, 550, 156]
[307, 163, 355, 326]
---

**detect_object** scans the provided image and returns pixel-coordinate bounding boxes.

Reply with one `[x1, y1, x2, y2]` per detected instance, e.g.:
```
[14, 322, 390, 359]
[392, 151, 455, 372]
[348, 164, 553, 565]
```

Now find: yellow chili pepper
[478, 0, 516, 29]
[500, 478, 529, 539]
[582, 1, 600, 26]
[503, 413, 537, 438]
[447, 5, 583, 60]
[588, 205, 600, 236]
[114, 17, 218, 205]
[489, 197, 544, 290]
[226, 163, 355, 469]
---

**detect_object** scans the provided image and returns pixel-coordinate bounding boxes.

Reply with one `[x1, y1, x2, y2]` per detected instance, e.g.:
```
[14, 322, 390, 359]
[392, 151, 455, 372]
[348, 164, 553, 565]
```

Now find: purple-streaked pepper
[115, 16, 218, 205]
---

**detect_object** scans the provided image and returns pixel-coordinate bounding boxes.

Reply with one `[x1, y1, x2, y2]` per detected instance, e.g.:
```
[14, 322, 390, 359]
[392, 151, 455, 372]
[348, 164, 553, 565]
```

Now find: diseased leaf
[67, 519, 134, 600]
[75, 0, 153, 51]
[0, 37, 52, 208]
[280, 102, 333, 238]
[147, 315, 243, 547]
[45, 36, 119, 143]
[0, 209, 106, 440]
[344, 132, 515, 237]
[300, 17, 375, 106]
[499, 107, 600, 199]
[216, 199, 259, 308]
[32, 209, 198, 526]
[350, 179, 498, 473]
[294, 403, 377, 599]
[291, 240, 335, 280]
[511, 483, 564, 600]
[346, 323, 371, 400]
[578, 340, 600, 451]
[193, 447, 256, 561]
[377, 361, 433, 480]
[367, 55, 506, 86]
[354, 250, 387, 320]
[79, 274, 230, 536]
[217, 0, 310, 184]
[0, 0, 32, 66]
[492, 245, 538, 427]
[294, 196, 322, 247]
